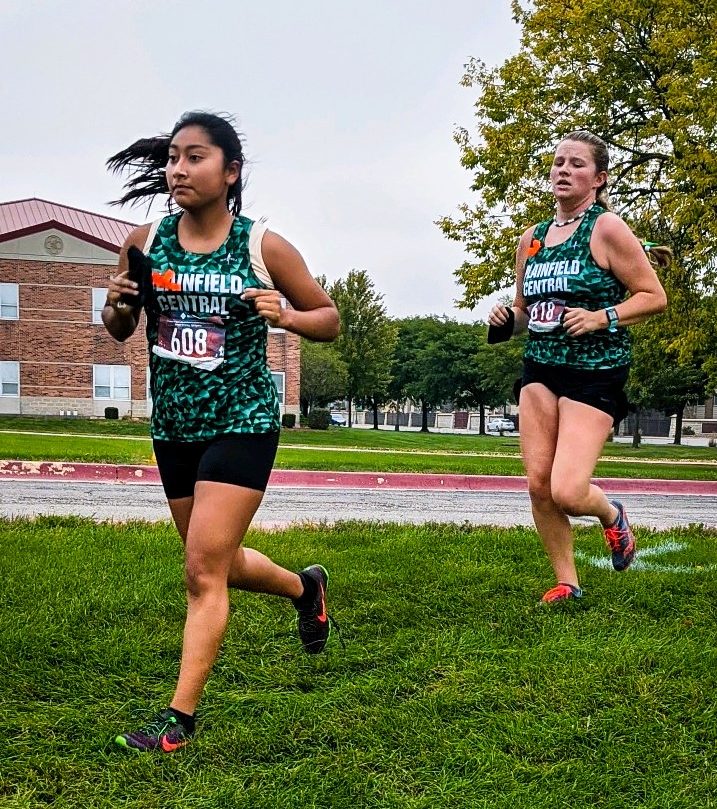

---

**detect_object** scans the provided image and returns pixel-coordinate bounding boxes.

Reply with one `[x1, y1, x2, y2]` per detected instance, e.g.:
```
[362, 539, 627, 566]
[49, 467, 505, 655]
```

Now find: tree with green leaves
[628, 321, 710, 445]
[422, 321, 523, 434]
[388, 316, 447, 432]
[438, 0, 716, 368]
[299, 339, 348, 417]
[328, 270, 397, 427]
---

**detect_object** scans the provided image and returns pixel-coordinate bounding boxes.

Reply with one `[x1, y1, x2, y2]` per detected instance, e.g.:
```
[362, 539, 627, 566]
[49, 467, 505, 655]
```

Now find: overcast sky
[1, 0, 521, 320]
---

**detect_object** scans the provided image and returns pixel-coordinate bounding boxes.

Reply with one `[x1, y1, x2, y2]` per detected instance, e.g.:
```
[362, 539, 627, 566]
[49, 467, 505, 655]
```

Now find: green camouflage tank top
[145, 214, 280, 440]
[522, 204, 630, 370]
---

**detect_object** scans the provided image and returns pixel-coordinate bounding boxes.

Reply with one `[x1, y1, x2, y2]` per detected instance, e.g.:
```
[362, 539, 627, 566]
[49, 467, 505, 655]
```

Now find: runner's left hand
[241, 288, 287, 328]
[562, 307, 604, 336]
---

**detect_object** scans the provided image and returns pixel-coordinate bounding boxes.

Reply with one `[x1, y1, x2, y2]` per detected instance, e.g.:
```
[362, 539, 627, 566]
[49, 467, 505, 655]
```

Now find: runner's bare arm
[487, 227, 534, 333]
[102, 226, 151, 342]
[592, 214, 667, 326]
[241, 231, 339, 341]
[509, 227, 535, 333]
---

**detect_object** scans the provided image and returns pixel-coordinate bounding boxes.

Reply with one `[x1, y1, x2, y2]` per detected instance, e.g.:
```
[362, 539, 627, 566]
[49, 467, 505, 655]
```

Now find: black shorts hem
[153, 432, 280, 500]
[520, 359, 630, 426]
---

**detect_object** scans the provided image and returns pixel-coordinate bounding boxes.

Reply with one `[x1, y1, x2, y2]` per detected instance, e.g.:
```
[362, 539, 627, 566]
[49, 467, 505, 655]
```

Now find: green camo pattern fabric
[145, 214, 280, 440]
[523, 204, 630, 370]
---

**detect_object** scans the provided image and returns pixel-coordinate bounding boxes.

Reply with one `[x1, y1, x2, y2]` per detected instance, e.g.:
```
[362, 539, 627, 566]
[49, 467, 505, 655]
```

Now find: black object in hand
[487, 308, 515, 344]
[120, 246, 153, 308]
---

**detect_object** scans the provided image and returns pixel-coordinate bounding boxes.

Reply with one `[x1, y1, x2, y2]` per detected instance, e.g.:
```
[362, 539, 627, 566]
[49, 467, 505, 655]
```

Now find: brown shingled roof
[0, 198, 140, 253]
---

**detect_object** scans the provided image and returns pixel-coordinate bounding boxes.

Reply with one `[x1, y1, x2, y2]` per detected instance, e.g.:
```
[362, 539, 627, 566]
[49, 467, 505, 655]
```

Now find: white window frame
[92, 288, 107, 324]
[93, 364, 131, 400]
[0, 361, 19, 396]
[0, 283, 19, 320]
[271, 371, 285, 405]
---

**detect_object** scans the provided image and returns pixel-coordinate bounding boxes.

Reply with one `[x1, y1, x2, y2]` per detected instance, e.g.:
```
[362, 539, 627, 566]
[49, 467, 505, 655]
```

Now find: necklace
[553, 206, 591, 228]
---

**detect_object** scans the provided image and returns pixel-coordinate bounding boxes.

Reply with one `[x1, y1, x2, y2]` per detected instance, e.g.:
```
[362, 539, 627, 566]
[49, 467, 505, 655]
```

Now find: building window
[271, 371, 285, 405]
[0, 284, 19, 319]
[0, 362, 19, 396]
[92, 288, 107, 324]
[93, 365, 130, 400]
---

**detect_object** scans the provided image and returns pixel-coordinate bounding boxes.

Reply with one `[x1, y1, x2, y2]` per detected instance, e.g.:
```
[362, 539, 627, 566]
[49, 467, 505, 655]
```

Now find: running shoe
[295, 565, 331, 654]
[541, 582, 583, 603]
[604, 500, 636, 571]
[115, 709, 192, 753]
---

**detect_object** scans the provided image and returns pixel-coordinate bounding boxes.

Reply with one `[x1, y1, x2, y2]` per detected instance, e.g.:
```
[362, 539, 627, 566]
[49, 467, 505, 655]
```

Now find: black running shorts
[153, 432, 280, 500]
[520, 359, 629, 426]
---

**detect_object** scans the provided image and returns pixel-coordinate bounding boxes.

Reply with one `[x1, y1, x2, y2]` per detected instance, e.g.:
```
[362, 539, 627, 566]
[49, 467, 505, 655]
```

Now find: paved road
[1, 480, 715, 530]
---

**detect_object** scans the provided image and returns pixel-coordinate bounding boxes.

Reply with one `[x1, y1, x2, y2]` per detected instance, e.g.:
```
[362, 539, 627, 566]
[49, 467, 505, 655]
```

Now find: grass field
[2, 517, 717, 808]
[1, 417, 716, 480]
[2, 415, 717, 461]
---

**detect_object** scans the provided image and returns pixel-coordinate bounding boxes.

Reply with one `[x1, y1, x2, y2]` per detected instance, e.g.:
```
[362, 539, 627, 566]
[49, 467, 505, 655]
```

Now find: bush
[281, 413, 296, 429]
[682, 425, 695, 436]
[708, 438, 716, 448]
[104, 407, 119, 420]
[307, 408, 331, 430]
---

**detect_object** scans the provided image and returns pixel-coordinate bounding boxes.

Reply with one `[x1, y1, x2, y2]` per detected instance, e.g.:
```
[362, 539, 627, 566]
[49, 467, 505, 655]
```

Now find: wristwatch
[605, 307, 619, 333]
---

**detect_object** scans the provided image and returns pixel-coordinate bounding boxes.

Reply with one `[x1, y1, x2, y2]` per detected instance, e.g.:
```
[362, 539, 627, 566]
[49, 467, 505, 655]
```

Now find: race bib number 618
[528, 299, 566, 333]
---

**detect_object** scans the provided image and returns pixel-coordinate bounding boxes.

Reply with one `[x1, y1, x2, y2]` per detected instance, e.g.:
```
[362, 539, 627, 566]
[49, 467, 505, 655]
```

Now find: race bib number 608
[153, 313, 226, 371]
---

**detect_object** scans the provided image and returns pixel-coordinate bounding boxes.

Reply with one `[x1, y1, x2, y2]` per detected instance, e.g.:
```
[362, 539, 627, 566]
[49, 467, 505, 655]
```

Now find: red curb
[268, 470, 529, 491]
[0, 460, 160, 484]
[1, 460, 716, 496]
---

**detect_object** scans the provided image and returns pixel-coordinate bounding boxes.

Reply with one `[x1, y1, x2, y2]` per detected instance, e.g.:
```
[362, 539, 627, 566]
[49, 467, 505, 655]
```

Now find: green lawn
[1, 432, 716, 480]
[1, 415, 716, 479]
[0, 415, 152, 437]
[2, 517, 716, 808]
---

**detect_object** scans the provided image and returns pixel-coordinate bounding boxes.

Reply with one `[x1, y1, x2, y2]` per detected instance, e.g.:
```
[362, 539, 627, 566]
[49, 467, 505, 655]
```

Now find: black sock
[168, 707, 196, 733]
[292, 570, 318, 610]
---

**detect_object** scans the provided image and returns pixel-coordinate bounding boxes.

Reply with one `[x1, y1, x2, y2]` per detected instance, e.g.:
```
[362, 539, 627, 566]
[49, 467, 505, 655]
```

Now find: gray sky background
[0, 0, 521, 320]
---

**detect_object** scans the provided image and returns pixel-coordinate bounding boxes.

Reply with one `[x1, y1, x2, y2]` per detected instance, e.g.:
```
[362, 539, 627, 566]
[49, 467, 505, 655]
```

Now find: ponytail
[642, 241, 673, 270]
[106, 136, 171, 210]
[595, 182, 611, 211]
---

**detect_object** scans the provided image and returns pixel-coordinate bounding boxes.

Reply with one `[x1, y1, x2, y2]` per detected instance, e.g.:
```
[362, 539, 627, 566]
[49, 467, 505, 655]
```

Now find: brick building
[0, 199, 300, 419]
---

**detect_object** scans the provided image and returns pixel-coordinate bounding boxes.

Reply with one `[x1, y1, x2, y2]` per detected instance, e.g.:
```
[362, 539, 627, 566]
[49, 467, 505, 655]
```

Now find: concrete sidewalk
[1, 460, 716, 496]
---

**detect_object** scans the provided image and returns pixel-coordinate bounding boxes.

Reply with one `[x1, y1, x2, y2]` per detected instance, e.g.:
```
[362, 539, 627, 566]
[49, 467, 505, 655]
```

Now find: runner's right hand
[488, 304, 512, 327]
[106, 271, 138, 310]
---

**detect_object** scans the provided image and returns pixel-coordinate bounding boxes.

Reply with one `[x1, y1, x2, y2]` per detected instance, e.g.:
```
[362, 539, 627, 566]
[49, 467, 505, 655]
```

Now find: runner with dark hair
[104, 111, 340, 751]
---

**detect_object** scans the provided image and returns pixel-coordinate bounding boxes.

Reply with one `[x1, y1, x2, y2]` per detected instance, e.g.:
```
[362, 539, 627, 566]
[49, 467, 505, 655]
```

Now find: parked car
[487, 418, 515, 432]
[330, 412, 347, 426]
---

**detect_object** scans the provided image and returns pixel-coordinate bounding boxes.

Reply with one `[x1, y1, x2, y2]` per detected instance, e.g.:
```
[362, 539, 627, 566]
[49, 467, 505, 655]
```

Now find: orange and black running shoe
[295, 565, 332, 654]
[604, 500, 636, 572]
[541, 582, 583, 604]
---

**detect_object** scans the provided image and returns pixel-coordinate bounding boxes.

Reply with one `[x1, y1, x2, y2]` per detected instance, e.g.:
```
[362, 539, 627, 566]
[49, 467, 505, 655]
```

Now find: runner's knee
[527, 476, 553, 508]
[551, 480, 590, 516]
[184, 552, 226, 599]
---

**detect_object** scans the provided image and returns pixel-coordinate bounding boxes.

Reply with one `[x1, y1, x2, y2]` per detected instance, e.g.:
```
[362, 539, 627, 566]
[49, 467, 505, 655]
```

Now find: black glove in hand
[120, 246, 153, 308]
[487, 308, 515, 344]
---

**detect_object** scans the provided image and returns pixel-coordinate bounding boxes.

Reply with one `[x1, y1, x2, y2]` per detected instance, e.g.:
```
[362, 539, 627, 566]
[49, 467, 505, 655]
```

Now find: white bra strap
[249, 218, 274, 289]
[143, 218, 163, 254]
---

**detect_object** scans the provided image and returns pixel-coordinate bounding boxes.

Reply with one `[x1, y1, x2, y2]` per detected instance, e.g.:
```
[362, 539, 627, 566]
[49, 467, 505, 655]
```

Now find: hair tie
[642, 241, 658, 253]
